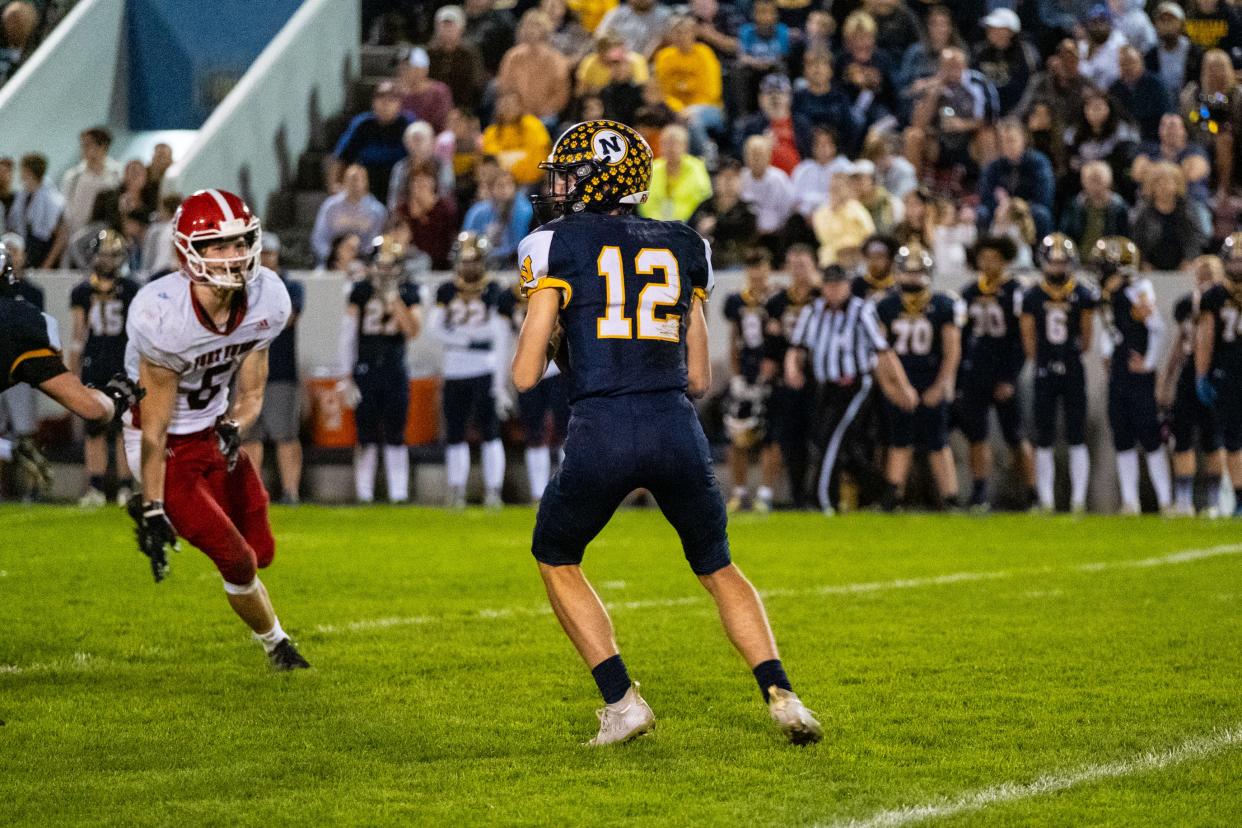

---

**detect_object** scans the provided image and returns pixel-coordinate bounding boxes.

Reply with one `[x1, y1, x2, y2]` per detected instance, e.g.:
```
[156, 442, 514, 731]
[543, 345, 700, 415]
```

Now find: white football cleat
[78, 488, 107, 508]
[484, 489, 503, 510]
[587, 683, 655, 746]
[767, 686, 823, 745]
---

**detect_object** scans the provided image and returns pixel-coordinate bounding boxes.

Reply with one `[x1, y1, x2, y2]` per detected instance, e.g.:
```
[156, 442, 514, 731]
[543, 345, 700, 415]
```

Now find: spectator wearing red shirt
[735, 74, 811, 175]
[399, 47, 453, 133]
[396, 162, 459, 270]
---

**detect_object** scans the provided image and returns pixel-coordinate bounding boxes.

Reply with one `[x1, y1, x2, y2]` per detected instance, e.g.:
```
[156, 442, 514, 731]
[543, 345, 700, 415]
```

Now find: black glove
[129, 497, 179, 583]
[99, 373, 144, 426]
[216, 419, 242, 472]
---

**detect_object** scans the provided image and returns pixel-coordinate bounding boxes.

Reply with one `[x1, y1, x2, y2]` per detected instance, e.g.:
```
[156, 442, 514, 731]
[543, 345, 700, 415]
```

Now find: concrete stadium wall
[160, 0, 359, 223]
[0, 0, 126, 176]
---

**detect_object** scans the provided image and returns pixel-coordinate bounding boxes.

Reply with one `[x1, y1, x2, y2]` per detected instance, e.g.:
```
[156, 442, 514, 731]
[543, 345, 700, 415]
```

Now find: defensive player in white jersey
[123, 189, 309, 671]
[429, 232, 514, 508]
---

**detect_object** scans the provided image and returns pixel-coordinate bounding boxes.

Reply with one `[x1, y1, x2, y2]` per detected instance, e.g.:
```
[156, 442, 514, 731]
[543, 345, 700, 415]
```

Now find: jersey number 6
[596, 246, 682, 342]
[186, 363, 232, 410]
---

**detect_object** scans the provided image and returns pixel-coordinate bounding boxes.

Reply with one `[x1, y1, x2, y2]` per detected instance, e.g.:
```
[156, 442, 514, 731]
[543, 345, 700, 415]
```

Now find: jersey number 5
[596, 247, 682, 342]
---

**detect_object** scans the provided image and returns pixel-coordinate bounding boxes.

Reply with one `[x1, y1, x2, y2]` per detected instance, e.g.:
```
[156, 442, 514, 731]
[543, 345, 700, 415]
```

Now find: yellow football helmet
[533, 119, 652, 220]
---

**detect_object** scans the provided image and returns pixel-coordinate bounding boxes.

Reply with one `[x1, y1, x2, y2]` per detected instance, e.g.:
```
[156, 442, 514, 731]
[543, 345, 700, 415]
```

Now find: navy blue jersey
[349, 279, 421, 369]
[267, 273, 303, 382]
[1200, 282, 1242, 374]
[959, 276, 1024, 380]
[517, 212, 713, 403]
[497, 282, 522, 327]
[763, 287, 814, 365]
[722, 289, 771, 383]
[70, 276, 140, 373]
[13, 279, 43, 310]
[0, 295, 68, 393]
[1021, 280, 1099, 367]
[874, 291, 964, 390]
[1104, 278, 1160, 376]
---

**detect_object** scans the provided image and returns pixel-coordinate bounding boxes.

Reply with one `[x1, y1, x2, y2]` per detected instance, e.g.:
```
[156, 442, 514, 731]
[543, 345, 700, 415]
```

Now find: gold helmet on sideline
[452, 231, 490, 292]
[532, 120, 651, 220]
[369, 234, 407, 294]
[1221, 231, 1242, 282]
[91, 229, 127, 282]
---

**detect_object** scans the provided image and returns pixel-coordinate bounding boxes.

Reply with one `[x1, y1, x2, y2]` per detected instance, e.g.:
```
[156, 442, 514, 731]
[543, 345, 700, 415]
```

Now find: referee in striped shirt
[785, 265, 918, 513]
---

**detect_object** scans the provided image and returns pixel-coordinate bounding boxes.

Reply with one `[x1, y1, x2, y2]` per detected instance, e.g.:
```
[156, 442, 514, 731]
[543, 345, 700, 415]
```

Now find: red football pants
[162, 429, 275, 586]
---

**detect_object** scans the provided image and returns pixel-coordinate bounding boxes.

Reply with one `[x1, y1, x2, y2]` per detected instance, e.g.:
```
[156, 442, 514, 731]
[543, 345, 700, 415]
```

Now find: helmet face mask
[452, 231, 490, 288]
[92, 229, 126, 280]
[1039, 233, 1078, 285]
[894, 244, 934, 294]
[369, 235, 408, 293]
[173, 190, 262, 290]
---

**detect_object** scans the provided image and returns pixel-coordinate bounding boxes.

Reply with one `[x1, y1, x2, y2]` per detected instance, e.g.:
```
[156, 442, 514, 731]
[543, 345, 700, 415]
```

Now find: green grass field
[2, 505, 1241, 827]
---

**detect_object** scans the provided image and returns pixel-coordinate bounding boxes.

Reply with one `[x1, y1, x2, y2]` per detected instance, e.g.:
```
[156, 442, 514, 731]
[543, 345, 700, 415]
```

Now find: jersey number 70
[595, 247, 682, 343]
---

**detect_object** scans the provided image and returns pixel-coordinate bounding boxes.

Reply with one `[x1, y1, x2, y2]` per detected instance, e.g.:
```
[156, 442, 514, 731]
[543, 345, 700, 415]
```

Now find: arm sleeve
[1138, 281, 1166, 372]
[333, 116, 363, 161]
[517, 230, 571, 308]
[9, 310, 69, 387]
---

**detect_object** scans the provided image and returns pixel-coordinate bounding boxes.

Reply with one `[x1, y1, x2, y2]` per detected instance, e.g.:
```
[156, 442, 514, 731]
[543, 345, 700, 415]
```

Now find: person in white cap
[972, 7, 1040, 114]
[428, 5, 487, 111]
[1147, 2, 1202, 102]
[397, 45, 452, 132]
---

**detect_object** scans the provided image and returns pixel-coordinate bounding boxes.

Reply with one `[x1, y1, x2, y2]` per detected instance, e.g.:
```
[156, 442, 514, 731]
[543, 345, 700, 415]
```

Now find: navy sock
[591, 654, 631, 705]
[89, 475, 105, 492]
[753, 659, 792, 702]
[1235, 487, 1242, 506]
[970, 478, 987, 504]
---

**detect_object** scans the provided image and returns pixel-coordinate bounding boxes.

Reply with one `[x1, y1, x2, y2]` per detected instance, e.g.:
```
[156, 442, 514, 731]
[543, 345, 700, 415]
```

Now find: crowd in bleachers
[0, 1, 76, 88]
[3, 0, 1241, 515]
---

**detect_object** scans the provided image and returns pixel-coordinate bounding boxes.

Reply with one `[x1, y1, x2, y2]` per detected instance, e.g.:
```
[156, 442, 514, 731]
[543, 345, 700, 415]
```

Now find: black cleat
[268, 638, 310, 671]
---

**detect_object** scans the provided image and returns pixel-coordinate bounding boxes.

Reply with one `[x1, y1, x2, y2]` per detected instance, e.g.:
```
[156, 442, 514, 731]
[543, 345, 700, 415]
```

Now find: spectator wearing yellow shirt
[482, 92, 552, 186]
[567, 0, 618, 32]
[812, 169, 876, 268]
[639, 125, 713, 222]
[652, 16, 725, 157]
[577, 34, 649, 94]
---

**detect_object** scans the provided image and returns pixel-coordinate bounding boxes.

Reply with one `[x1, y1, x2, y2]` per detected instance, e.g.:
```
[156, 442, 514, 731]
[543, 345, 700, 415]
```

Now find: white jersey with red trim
[125, 267, 291, 434]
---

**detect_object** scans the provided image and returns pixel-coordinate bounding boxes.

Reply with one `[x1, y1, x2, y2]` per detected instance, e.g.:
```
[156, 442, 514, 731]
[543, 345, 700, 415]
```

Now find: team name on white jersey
[125, 267, 291, 434]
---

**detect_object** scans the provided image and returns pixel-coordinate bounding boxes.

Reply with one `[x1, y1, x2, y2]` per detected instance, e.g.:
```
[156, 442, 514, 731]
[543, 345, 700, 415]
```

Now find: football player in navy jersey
[721, 247, 779, 513]
[429, 232, 513, 508]
[69, 230, 141, 507]
[0, 242, 140, 478]
[1195, 234, 1242, 516]
[512, 120, 821, 747]
[1020, 234, 1099, 513]
[1092, 237, 1172, 514]
[873, 244, 964, 511]
[498, 276, 569, 504]
[1160, 255, 1225, 516]
[957, 236, 1035, 511]
[339, 236, 422, 503]
[764, 244, 820, 507]
[851, 235, 898, 301]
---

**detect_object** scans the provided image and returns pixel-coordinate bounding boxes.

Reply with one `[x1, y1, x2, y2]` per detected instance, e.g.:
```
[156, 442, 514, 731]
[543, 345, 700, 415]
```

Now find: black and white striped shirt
[790, 295, 889, 384]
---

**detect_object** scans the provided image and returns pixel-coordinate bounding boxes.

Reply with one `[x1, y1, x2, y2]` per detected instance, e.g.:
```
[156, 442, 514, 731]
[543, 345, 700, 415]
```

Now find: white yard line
[311, 544, 1242, 637]
[820, 724, 1242, 828]
[0, 652, 95, 675]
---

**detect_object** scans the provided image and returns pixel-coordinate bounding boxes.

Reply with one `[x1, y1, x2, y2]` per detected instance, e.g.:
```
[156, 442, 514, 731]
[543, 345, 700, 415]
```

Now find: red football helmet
[173, 189, 262, 289]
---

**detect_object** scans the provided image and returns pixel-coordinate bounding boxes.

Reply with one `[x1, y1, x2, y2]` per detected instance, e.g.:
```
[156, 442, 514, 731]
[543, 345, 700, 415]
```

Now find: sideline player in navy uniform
[1020, 233, 1099, 513]
[957, 236, 1035, 510]
[873, 244, 963, 511]
[1160, 255, 1225, 516]
[1195, 234, 1242, 516]
[512, 120, 821, 746]
[721, 247, 779, 513]
[764, 244, 820, 507]
[498, 267, 570, 504]
[338, 236, 422, 503]
[1092, 237, 1172, 514]
[69, 229, 141, 507]
[430, 232, 513, 508]
[0, 242, 141, 466]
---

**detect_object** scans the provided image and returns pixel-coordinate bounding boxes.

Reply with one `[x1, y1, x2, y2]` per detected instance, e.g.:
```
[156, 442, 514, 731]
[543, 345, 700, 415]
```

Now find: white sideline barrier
[161, 0, 359, 219]
[17, 268, 1224, 511]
